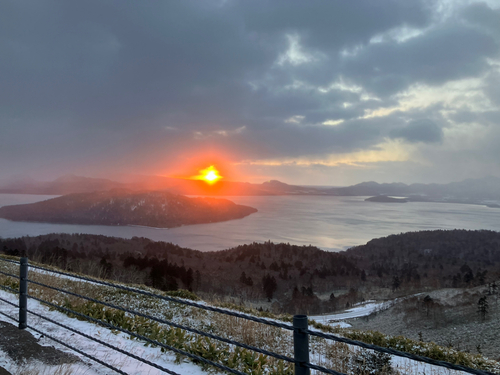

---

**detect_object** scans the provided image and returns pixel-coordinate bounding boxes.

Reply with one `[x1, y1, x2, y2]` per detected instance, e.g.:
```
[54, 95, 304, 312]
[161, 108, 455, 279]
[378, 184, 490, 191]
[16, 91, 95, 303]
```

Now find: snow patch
[0, 290, 215, 375]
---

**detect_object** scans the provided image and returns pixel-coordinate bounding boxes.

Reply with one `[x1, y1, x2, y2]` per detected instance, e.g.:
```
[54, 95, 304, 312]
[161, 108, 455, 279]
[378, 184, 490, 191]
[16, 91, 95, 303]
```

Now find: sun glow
[193, 165, 223, 184]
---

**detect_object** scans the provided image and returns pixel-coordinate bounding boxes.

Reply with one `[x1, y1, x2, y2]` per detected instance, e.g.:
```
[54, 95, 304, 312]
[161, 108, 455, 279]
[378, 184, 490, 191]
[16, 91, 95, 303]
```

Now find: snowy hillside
[0, 260, 498, 375]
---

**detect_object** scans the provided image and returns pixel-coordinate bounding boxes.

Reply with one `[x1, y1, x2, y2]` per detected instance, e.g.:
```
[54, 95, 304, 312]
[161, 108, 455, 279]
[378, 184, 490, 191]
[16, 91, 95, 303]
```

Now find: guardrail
[0, 256, 496, 375]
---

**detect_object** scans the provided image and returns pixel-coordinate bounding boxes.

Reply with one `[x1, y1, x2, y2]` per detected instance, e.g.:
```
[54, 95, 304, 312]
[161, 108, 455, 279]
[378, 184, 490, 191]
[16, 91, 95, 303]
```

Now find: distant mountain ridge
[0, 174, 124, 195]
[1, 174, 500, 202]
[330, 176, 500, 202]
[0, 189, 257, 228]
[0, 174, 315, 196]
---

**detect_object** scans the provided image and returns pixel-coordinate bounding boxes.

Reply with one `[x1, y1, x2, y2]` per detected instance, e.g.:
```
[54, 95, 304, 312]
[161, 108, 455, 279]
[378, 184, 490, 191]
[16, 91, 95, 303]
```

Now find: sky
[1, 0, 500, 186]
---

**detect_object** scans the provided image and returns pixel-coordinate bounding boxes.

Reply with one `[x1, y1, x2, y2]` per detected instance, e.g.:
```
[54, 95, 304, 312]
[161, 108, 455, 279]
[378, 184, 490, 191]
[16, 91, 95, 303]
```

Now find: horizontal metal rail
[26, 307, 182, 375]
[25, 322, 129, 375]
[0, 255, 497, 375]
[27, 293, 249, 375]
[0, 284, 19, 294]
[306, 329, 496, 375]
[0, 298, 128, 375]
[27, 277, 296, 365]
[27, 263, 295, 330]
[0, 296, 19, 308]
[307, 330, 495, 375]
[0, 269, 20, 279]
[0, 257, 20, 265]
[0, 301, 127, 375]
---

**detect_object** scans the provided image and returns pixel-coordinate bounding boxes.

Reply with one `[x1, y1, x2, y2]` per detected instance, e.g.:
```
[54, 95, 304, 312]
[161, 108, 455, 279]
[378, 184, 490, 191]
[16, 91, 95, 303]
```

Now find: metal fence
[0, 256, 496, 375]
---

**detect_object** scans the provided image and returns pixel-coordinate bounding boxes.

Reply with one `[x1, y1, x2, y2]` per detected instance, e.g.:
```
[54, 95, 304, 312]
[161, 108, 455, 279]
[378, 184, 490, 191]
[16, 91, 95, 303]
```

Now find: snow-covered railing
[0, 256, 496, 375]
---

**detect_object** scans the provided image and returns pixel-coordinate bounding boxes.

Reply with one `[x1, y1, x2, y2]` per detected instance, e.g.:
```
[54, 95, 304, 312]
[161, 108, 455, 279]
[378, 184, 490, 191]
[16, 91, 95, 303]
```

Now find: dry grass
[210, 313, 289, 351]
[0, 257, 492, 375]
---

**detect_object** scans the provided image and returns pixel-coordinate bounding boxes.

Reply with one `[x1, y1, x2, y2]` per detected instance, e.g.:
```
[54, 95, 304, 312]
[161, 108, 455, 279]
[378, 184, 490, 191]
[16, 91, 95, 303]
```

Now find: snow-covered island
[0, 189, 257, 228]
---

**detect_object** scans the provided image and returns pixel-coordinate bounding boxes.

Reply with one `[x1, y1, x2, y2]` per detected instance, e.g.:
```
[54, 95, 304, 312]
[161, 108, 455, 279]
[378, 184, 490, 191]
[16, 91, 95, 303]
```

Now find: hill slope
[2, 229, 500, 316]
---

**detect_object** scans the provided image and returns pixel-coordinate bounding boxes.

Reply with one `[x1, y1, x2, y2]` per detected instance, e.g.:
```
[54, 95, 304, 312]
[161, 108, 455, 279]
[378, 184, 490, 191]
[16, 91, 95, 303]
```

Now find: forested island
[0, 189, 257, 228]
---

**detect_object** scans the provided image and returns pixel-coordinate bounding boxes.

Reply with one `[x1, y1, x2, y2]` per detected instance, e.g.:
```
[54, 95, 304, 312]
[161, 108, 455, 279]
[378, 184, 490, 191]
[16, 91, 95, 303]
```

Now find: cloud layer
[1, 0, 499, 185]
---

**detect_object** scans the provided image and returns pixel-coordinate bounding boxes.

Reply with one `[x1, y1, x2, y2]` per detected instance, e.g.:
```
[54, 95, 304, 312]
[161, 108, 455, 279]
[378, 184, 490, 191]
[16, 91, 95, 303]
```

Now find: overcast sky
[1, 0, 499, 185]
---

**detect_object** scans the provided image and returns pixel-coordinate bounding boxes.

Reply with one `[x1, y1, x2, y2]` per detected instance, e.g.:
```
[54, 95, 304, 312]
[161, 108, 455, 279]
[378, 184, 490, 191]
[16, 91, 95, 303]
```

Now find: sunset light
[194, 165, 223, 184]
[2, 2, 500, 367]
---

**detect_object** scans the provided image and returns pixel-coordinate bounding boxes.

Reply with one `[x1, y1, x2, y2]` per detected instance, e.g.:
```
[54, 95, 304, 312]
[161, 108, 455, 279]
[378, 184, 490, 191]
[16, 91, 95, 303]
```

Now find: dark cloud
[462, 2, 500, 35]
[341, 23, 498, 97]
[448, 109, 500, 125]
[238, 0, 430, 51]
[390, 120, 443, 144]
[484, 70, 500, 106]
[0, 0, 432, 127]
[0, 0, 499, 183]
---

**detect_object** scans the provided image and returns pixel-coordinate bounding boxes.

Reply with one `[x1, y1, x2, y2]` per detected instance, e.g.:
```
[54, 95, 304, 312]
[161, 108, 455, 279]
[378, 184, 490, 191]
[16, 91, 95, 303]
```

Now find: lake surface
[0, 194, 499, 252]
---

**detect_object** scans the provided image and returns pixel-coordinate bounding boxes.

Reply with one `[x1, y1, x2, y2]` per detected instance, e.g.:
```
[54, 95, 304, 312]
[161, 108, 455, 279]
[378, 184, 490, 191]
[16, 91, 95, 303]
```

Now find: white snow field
[0, 288, 480, 375]
[0, 261, 490, 375]
[0, 290, 213, 375]
[309, 300, 391, 326]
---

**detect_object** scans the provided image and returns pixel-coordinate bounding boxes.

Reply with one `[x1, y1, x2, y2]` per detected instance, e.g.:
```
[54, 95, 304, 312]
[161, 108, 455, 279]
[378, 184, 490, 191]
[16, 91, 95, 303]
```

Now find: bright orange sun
[194, 165, 223, 184]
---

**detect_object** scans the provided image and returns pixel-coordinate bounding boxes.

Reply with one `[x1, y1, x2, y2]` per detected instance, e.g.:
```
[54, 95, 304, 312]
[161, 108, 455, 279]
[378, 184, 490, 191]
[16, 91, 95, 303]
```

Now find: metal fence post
[293, 314, 310, 375]
[19, 257, 28, 329]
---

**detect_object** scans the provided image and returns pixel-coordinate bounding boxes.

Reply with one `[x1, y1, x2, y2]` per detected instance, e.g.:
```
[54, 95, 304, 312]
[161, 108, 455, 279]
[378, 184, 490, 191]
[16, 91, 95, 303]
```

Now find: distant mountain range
[0, 189, 257, 228]
[0, 175, 123, 195]
[327, 177, 500, 201]
[0, 174, 321, 196]
[1, 174, 500, 203]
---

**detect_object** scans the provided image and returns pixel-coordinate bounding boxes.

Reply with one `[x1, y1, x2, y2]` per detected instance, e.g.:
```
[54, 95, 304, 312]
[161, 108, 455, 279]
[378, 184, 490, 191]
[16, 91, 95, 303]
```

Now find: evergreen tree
[239, 272, 253, 286]
[183, 268, 194, 291]
[423, 295, 433, 317]
[391, 276, 401, 291]
[262, 273, 277, 301]
[478, 296, 489, 321]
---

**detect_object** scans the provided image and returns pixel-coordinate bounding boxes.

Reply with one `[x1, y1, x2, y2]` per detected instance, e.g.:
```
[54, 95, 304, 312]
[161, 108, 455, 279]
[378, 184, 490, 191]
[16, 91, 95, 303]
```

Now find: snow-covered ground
[0, 274, 483, 375]
[310, 300, 393, 327]
[0, 290, 213, 375]
[308, 299, 481, 375]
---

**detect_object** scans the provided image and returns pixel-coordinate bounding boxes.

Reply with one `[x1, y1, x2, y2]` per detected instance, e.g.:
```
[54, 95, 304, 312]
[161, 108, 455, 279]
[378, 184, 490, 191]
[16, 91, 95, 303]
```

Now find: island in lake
[365, 195, 408, 203]
[0, 189, 257, 228]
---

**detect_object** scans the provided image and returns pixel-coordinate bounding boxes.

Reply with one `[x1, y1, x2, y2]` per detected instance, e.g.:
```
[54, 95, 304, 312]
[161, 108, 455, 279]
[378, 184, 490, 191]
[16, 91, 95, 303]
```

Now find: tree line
[2, 229, 500, 314]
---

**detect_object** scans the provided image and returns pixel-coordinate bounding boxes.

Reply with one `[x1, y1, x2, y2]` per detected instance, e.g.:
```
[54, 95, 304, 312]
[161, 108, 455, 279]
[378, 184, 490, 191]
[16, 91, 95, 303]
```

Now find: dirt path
[0, 321, 79, 370]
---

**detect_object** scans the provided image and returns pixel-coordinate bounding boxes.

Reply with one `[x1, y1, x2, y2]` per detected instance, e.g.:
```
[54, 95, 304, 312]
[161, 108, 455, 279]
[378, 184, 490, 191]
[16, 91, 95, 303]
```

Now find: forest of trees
[0, 189, 257, 228]
[2, 229, 500, 315]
